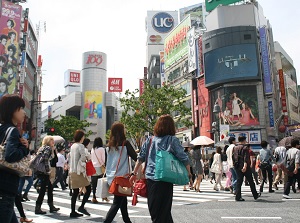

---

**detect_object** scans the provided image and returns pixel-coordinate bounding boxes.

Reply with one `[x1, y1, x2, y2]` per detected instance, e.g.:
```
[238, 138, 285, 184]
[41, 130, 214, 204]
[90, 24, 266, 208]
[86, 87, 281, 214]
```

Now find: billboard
[205, 0, 242, 12]
[164, 15, 191, 69]
[84, 91, 103, 119]
[204, 44, 259, 87]
[197, 78, 211, 137]
[146, 11, 178, 45]
[211, 85, 260, 127]
[108, 78, 122, 92]
[259, 27, 272, 94]
[179, 3, 205, 30]
[64, 69, 81, 87]
[228, 130, 261, 145]
[0, 0, 22, 98]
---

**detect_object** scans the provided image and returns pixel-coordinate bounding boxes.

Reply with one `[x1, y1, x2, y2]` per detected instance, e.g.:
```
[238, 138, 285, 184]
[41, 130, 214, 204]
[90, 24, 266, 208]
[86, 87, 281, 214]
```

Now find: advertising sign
[220, 124, 230, 141]
[285, 75, 300, 122]
[64, 70, 81, 87]
[146, 11, 178, 45]
[259, 27, 272, 94]
[205, 0, 242, 12]
[159, 51, 166, 86]
[83, 52, 106, 70]
[211, 85, 260, 127]
[278, 69, 287, 113]
[26, 21, 38, 65]
[108, 78, 122, 92]
[268, 101, 274, 127]
[192, 89, 198, 128]
[179, 3, 204, 29]
[228, 130, 261, 145]
[139, 79, 144, 96]
[0, 0, 22, 99]
[187, 27, 197, 73]
[204, 44, 259, 87]
[84, 91, 103, 119]
[197, 78, 211, 137]
[196, 37, 204, 77]
[164, 15, 191, 69]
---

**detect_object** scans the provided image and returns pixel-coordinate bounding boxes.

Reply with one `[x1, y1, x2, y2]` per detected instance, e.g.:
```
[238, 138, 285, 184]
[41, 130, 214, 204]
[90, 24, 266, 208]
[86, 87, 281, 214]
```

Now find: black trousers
[260, 165, 273, 192]
[71, 185, 91, 213]
[15, 194, 25, 218]
[235, 168, 258, 200]
[53, 167, 66, 189]
[147, 179, 174, 223]
[36, 174, 53, 205]
[104, 195, 131, 223]
[284, 174, 296, 195]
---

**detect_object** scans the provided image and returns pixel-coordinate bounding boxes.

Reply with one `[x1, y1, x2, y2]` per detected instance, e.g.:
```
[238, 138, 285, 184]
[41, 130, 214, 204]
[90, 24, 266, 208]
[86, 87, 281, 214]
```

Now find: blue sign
[204, 44, 259, 87]
[152, 12, 174, 33]
[268, 101, 274, 127]
[259, 27, 273, 94]
[21, 51, 26, 67]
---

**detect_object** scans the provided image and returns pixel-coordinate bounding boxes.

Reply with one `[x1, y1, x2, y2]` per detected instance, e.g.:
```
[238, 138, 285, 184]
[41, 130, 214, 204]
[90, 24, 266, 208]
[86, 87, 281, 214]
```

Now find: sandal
[20, 217, 33, 223]
[102, 197, 109, 202]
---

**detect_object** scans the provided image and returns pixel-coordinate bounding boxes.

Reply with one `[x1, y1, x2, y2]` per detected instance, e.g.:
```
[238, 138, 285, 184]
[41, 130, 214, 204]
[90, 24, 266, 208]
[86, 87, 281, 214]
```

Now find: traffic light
[49, 128, 55, 133]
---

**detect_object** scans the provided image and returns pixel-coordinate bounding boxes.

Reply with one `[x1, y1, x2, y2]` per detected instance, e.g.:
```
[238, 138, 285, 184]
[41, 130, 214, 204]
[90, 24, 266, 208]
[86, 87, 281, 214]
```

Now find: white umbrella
[52, 135, 65, 144]
[190, 136, 214, 146]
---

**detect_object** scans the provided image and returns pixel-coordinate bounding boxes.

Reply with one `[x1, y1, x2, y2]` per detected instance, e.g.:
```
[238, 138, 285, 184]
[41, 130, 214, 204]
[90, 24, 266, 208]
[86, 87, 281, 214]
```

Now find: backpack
[232, 145, 242, 169]
[285, 154, 295, 173]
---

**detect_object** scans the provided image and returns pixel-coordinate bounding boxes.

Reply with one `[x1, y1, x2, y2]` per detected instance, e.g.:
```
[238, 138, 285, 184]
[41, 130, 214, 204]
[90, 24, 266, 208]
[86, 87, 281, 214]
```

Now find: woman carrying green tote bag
[130, 115, 192, 223]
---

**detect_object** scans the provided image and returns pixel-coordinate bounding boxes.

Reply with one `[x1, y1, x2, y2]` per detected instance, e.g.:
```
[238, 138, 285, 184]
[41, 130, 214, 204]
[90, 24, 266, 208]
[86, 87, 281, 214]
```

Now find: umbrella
[190, 136, 214, 146]
[182, 141, 193, 148]
[52, 135, 65, 144]
[278, 135, 300, 147]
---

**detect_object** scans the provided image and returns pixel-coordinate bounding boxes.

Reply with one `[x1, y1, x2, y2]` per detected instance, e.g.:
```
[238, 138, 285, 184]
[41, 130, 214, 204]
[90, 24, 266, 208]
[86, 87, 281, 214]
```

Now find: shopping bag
[154, 150, 189, 185]
[86, 160, 96, 176]
[96, 177, 110, 198]
[133, 178, 147, 198]
[109, 175, 132, 196]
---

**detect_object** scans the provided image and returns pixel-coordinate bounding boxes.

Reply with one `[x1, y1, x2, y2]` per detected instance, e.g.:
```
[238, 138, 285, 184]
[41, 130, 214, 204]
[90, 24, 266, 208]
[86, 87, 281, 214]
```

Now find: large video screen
[204, 44, 259, 87]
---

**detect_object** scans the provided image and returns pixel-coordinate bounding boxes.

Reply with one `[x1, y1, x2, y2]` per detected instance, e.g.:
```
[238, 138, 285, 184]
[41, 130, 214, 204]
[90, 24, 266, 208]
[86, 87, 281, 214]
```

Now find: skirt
[69, 172, 90, 189]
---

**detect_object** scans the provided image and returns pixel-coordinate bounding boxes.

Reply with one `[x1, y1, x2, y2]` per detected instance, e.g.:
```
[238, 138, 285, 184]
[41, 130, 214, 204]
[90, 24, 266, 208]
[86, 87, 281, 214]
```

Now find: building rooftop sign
[205, 0, 242, 12]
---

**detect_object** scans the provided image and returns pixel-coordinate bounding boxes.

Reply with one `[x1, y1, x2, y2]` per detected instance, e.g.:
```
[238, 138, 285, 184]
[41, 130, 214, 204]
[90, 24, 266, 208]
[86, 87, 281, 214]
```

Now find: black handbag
[29, 148, 47, 174]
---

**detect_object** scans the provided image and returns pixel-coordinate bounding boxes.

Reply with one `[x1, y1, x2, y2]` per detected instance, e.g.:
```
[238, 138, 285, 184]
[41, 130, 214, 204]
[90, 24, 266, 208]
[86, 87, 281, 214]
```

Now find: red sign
[70, 72, 80, 83]
[139, 79, 145, 96]
[86, 54, 103, 66]
[278, 69, 287, 113]
[192, 89, 198, 128]
[108, 78, 123, 92]
[197, 78, 211, 137]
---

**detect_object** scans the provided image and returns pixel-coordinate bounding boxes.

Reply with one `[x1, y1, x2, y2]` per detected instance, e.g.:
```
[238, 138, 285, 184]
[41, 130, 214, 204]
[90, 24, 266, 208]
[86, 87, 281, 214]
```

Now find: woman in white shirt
[210, 147, 224, 191]
[90, 137, 108, 203]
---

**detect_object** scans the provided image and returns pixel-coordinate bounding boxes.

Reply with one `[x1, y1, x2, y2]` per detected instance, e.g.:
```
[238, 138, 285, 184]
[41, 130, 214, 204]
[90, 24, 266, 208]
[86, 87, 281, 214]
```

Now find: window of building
[205, 43, 210, 49]
[244, 34, 251, 40]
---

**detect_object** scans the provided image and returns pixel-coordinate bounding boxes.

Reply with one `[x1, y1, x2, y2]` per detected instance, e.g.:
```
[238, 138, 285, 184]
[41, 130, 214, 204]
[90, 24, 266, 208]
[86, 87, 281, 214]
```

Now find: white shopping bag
[96, 177, 110, 198]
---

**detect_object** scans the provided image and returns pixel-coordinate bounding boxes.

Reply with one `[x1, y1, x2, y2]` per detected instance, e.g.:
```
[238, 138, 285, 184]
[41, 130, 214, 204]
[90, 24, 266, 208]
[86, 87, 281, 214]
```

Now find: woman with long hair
[211, 147, 224, 191]
[69, 130, 91, 218]
[130, 115, 191, 223]
[191, 145, 203, 192]
[34, 136, 60, 214]
[103, 122, 137, 223]
[0, 95, 30, 222]
[91, 137, 109, 203]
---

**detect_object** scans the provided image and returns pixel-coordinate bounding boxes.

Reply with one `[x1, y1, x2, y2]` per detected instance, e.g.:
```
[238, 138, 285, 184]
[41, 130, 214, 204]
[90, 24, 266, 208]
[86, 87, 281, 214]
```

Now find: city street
[19, 179, 300, 223]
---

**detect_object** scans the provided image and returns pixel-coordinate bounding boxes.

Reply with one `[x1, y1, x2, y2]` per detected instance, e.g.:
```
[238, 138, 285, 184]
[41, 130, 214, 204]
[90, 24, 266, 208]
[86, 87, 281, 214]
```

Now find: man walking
[226, 137, 237, 193]
[273, 145, 287, 190]
[233, 136, 260, 201]
[282, 139, 300, 199]
[259, 140, 275, 193]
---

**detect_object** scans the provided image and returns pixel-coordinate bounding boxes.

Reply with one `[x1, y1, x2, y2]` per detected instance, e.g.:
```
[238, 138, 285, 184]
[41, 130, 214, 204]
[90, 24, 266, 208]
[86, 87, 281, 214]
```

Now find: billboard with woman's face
[211, 85, 260, 127]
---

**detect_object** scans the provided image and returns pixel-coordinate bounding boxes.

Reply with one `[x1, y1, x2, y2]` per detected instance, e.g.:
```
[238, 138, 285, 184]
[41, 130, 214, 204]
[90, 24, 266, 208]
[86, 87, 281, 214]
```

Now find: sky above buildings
[21, 0, 300, 107]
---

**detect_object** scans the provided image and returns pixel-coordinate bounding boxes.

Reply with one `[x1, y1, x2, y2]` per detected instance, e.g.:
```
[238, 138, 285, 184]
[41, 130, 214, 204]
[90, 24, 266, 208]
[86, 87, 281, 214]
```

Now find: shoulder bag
[86, 160, 96, 176]
[94, 148, 106, 175]
[29, 146, 47, 174]
[0, 127, 30, 176]
[108, 141, 132, 196]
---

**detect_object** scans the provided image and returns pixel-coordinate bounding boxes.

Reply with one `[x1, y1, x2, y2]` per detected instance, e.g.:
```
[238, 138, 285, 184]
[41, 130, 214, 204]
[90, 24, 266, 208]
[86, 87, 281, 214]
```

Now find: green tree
[120, 82, 193, 150]
[44, 115, 93, 142]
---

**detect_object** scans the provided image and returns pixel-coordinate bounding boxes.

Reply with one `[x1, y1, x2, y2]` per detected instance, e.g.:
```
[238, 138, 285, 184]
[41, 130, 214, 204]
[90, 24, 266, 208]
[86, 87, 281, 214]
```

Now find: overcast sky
[21, 0, 300, 108]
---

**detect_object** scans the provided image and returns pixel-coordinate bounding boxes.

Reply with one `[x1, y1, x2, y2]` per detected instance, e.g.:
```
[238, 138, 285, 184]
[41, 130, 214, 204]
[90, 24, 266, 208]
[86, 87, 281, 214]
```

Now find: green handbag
[154, 150, 189, 185]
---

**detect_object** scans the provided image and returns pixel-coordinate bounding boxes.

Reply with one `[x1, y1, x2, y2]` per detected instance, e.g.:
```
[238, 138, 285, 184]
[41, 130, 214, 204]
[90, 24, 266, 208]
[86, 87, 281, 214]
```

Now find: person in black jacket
[0, 95, 29, 223]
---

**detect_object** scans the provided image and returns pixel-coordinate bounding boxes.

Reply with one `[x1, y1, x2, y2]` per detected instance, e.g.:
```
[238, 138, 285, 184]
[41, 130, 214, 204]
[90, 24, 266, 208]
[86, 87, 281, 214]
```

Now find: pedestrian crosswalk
[16, 179, 283, 222]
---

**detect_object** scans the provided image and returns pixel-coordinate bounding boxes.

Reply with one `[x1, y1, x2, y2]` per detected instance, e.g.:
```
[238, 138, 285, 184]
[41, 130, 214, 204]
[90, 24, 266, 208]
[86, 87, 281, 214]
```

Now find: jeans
[230, 167, 237, 191]
[18, 176, 33, 194]
[36, 174, 53, 205]
[260, 165, 273, 192]
[235, 167, 259, 200]
[0, 192, 18, 223]
[53, 167, 66, 190]
[104, 195, 131, 223]
[284, 174, 296, 195]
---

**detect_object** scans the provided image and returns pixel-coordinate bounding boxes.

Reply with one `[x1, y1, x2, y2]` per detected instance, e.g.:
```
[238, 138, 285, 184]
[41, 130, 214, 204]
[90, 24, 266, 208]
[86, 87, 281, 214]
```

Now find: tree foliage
[120, 82, 193, 150]
[44, 115, 93, 142]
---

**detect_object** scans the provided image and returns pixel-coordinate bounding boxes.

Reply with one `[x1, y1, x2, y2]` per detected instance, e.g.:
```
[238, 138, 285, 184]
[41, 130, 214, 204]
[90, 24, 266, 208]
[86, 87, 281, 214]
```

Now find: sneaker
[269, 190, 275, 193]
[78, 207, 90, 216]
[70, 212, 83, 218]
[236, 198, 245, 201]
[283, 194, 292, 199]
[254, 192, 261, 200]
[273, 183, 278, 190]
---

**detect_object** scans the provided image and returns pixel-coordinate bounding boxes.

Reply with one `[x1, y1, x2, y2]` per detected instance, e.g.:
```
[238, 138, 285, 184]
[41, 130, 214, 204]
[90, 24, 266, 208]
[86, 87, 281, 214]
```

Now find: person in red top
[245, 148, 260, 185]
[0, 35, 8, 55]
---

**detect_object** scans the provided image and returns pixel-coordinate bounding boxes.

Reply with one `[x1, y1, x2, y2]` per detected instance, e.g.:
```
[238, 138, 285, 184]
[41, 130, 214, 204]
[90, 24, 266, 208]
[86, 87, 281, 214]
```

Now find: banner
[139, 79, 144, 96]
[0, 0, 22, 99]
[159, 51, 166, 86]
[268, 101, 274, 127]
[84, 91, 103, 119]
[187, 27, 197, 73]
[108, 78, 122, 92]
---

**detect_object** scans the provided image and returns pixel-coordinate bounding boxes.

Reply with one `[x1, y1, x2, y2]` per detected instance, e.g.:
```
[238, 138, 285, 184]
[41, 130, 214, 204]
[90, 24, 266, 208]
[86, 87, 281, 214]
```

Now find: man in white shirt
[226, 137, 237, 193]
[53, 146, 67, 190]
[273, 145, 287, 190]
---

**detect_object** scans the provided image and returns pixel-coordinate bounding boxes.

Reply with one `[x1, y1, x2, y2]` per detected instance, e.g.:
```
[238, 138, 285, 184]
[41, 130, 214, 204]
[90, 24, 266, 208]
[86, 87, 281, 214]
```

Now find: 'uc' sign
[152, 12, 174, 33]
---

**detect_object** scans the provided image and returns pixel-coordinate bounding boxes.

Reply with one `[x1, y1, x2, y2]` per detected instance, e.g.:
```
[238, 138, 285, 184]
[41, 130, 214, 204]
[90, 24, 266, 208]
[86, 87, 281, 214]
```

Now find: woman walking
[211, 147, 224, 191]
[130, 115, 191, 223]
[191, 145, 203, 192]
[69, 130, 92, 218]
[103, 122, 137, 223]
[91, 137, 109, 203]
[0, 95, 29, 222]
[183, 145, 194, 191]
[34, 136, 60, 214]
[19, 151, 34, 201]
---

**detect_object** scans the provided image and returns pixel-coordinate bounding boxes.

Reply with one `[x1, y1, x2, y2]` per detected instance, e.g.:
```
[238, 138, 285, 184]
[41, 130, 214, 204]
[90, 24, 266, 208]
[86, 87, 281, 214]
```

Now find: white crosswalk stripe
[16, 179, 283, 222]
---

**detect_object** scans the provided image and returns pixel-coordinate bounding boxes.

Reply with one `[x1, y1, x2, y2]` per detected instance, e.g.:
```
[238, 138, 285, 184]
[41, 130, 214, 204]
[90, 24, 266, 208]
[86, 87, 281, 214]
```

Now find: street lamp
[212, 101, 221, 143]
